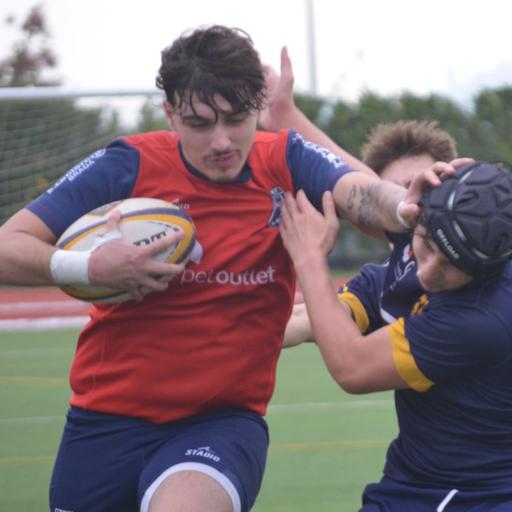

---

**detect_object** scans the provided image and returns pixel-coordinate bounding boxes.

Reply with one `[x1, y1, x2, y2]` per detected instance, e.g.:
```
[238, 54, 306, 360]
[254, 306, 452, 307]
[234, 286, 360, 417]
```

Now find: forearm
[0, 230, 56, 285]
[335, 174, 408, 234]
[295, 255, 362, 387]
[283, 303, 314, 347]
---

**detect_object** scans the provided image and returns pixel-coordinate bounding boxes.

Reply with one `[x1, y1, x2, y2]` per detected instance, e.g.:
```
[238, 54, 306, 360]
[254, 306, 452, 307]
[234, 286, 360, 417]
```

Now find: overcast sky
[1, 0, 511, 107]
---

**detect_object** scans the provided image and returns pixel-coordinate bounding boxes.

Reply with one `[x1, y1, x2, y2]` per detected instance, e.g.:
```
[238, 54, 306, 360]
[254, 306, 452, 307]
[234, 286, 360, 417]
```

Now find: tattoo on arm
[347, 186, 357, 211]
[357, 183, 380, 228]
[346, 181, 403, 229]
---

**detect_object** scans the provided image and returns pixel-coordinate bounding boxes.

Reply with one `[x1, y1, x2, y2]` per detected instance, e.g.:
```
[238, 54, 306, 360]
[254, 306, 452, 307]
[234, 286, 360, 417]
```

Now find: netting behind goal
[0, 88, 166, 225]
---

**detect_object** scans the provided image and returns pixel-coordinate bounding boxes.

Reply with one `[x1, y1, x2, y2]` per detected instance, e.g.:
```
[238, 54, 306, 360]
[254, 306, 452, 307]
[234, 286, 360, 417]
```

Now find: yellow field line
[0, 376, 66, 385]
[270, 439, 388, 452]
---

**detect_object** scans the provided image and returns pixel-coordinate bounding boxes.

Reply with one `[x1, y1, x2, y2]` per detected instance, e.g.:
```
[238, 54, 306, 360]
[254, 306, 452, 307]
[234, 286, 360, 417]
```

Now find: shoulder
[407, 279, 512, 367]
[247, 130, 290, 171]
[250, 130, 289, 154]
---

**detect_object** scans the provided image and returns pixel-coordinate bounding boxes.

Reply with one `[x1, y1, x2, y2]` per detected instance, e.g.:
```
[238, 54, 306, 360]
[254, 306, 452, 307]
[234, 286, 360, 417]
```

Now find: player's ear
[163, 101, 176, 130]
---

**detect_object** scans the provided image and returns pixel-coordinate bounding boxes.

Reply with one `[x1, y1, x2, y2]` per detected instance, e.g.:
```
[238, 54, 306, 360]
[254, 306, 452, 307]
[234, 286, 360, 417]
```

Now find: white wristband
[50, 249, 91, 285]
[395, 201, 410, 229]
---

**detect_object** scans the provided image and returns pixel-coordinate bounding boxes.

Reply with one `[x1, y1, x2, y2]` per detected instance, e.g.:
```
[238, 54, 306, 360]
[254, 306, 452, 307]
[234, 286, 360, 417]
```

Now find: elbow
[329, 367, 371, 395]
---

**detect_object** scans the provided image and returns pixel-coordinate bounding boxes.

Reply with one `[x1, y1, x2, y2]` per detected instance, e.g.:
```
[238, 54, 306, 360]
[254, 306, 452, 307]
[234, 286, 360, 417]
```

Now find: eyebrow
[181, 109, 248, 123]
[180, 112, 217, 124]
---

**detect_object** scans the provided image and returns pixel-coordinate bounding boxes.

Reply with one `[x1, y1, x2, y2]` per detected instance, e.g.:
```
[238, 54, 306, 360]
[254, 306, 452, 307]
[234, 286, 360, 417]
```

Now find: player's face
[412, 225, 473, 292]
[165, 94, 259, 184]
[380, 154, 436, 187]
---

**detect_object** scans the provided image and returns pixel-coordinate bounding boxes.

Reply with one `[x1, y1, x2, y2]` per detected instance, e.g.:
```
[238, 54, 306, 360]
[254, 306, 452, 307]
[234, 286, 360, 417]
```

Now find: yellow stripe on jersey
[338, 289, 370, 334]
[388, 318, 433, 392]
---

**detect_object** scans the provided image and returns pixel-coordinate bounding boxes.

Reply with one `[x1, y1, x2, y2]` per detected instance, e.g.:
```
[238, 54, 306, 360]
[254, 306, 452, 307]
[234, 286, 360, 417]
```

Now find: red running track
[0, 287, 89, 330]
[0, 280, 347, 331]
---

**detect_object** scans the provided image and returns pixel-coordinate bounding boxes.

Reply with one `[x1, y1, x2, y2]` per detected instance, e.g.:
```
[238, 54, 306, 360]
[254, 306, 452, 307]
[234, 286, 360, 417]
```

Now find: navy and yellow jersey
[339, 232, 512, 490]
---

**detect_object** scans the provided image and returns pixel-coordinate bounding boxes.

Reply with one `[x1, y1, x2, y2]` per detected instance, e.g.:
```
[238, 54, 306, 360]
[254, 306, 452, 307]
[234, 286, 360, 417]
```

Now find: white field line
[0, 300, 87, 314]
[0, 316, 88, 331]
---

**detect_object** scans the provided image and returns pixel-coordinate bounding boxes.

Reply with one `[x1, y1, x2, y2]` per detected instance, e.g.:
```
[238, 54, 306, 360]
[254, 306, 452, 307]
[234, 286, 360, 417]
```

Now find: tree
[471, 87, 512, 162]
[0, 4, 59, 87]
[0, 4, 120, 224]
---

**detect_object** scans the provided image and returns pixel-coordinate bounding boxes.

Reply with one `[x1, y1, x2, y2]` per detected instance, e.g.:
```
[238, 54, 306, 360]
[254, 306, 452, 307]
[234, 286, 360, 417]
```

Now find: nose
[210, 124, 231, 152]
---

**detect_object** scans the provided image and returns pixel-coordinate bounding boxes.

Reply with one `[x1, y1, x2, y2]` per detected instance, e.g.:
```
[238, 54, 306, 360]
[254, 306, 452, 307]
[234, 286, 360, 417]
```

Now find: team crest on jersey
[267, 187, 285, 227]
[411, 293, 429, 315]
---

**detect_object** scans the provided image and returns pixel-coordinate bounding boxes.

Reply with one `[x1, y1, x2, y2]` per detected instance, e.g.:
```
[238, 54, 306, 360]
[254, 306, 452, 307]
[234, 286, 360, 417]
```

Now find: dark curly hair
[156, 25, 265, 117]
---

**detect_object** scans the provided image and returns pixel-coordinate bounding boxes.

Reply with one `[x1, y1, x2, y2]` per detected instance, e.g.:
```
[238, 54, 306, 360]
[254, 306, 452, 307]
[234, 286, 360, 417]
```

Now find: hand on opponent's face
[398, 158, 475, 229]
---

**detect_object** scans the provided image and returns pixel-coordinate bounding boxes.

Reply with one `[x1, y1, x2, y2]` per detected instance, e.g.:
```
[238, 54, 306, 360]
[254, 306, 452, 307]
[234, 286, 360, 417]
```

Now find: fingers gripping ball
[56, 198, 196, 303]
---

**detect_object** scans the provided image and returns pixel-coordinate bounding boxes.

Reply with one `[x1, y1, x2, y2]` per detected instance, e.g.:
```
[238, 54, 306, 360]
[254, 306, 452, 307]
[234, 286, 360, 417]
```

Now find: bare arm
[0, 208, 185, 299]
[283, 302, 313, 347]
[0, 208, 59, 285]
[332, 171, 407, 237]
[260, 47, 376, 176]
[279, 190, 408, 393]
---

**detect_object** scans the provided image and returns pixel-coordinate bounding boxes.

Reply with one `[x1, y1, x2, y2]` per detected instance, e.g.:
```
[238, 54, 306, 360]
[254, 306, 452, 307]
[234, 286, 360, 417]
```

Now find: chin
[215, 168, 242, 183]
[417, 274, 437, 292]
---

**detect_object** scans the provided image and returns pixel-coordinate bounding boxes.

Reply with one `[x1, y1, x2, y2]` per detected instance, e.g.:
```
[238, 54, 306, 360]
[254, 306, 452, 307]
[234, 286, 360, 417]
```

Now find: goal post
[0, 87, 165, 225]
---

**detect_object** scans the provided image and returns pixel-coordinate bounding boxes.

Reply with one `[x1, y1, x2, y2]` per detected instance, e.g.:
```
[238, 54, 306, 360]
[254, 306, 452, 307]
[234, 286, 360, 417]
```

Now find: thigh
[149, 470, 233, 512]
[50, 407, 160, 512]
[139, 411, 269, 512]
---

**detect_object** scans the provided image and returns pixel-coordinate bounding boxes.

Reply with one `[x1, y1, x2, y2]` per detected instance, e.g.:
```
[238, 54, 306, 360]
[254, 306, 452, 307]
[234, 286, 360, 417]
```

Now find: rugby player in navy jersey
[281, 161, 512, 512]
[0, 25, 449, 512]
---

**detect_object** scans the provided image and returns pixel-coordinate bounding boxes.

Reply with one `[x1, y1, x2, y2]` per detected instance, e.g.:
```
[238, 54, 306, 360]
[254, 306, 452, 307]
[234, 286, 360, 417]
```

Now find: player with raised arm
[0, 26, 444, 512]
[280, 160, 512, 511]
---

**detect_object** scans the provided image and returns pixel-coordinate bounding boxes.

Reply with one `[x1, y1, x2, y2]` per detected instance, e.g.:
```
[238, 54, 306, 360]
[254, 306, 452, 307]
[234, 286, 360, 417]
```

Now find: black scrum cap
[421, 161, 512, 276]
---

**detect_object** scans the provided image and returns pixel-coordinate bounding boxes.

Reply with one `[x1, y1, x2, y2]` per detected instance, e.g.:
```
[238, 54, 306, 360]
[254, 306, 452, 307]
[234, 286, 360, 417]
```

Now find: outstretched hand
[88, 210, 185, 301]
[279, 190, 339, 269]
[259, 46, 295, 132]
[398, 157, 475, 228]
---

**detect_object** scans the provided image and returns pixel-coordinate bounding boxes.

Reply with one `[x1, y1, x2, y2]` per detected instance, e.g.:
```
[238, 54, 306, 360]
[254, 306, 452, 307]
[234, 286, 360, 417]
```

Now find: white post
[305, 0, 318, 96]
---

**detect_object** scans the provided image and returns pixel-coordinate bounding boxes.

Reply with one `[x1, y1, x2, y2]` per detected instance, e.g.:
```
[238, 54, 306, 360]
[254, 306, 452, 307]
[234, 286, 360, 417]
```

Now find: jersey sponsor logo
[185, 446, 221, 463]
[267, 187, 285, 227]
[54, 508, 74, 512]
[170, 197, 190, 210]
[293, 133, 346, 168]
[48, 149, 106, 194]
[180, 265, 276, 286]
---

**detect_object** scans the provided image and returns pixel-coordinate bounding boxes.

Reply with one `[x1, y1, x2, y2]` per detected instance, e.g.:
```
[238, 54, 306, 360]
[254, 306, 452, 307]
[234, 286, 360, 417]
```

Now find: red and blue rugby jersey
[28, 130, 354, 424]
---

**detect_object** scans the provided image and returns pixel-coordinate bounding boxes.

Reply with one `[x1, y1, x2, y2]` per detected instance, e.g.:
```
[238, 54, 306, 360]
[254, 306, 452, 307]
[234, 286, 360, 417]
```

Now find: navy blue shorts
[49, 407, 269, 512]
[361, 476, 512, 512]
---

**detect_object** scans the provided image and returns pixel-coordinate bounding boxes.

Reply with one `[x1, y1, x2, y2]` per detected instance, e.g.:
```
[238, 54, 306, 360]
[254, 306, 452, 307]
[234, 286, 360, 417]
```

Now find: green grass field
[0, 328, 397, 511]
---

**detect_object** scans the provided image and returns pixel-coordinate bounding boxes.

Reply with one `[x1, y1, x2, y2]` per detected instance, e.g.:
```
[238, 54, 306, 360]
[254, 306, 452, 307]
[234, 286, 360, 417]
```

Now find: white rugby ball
[56, 197, 196, 303]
